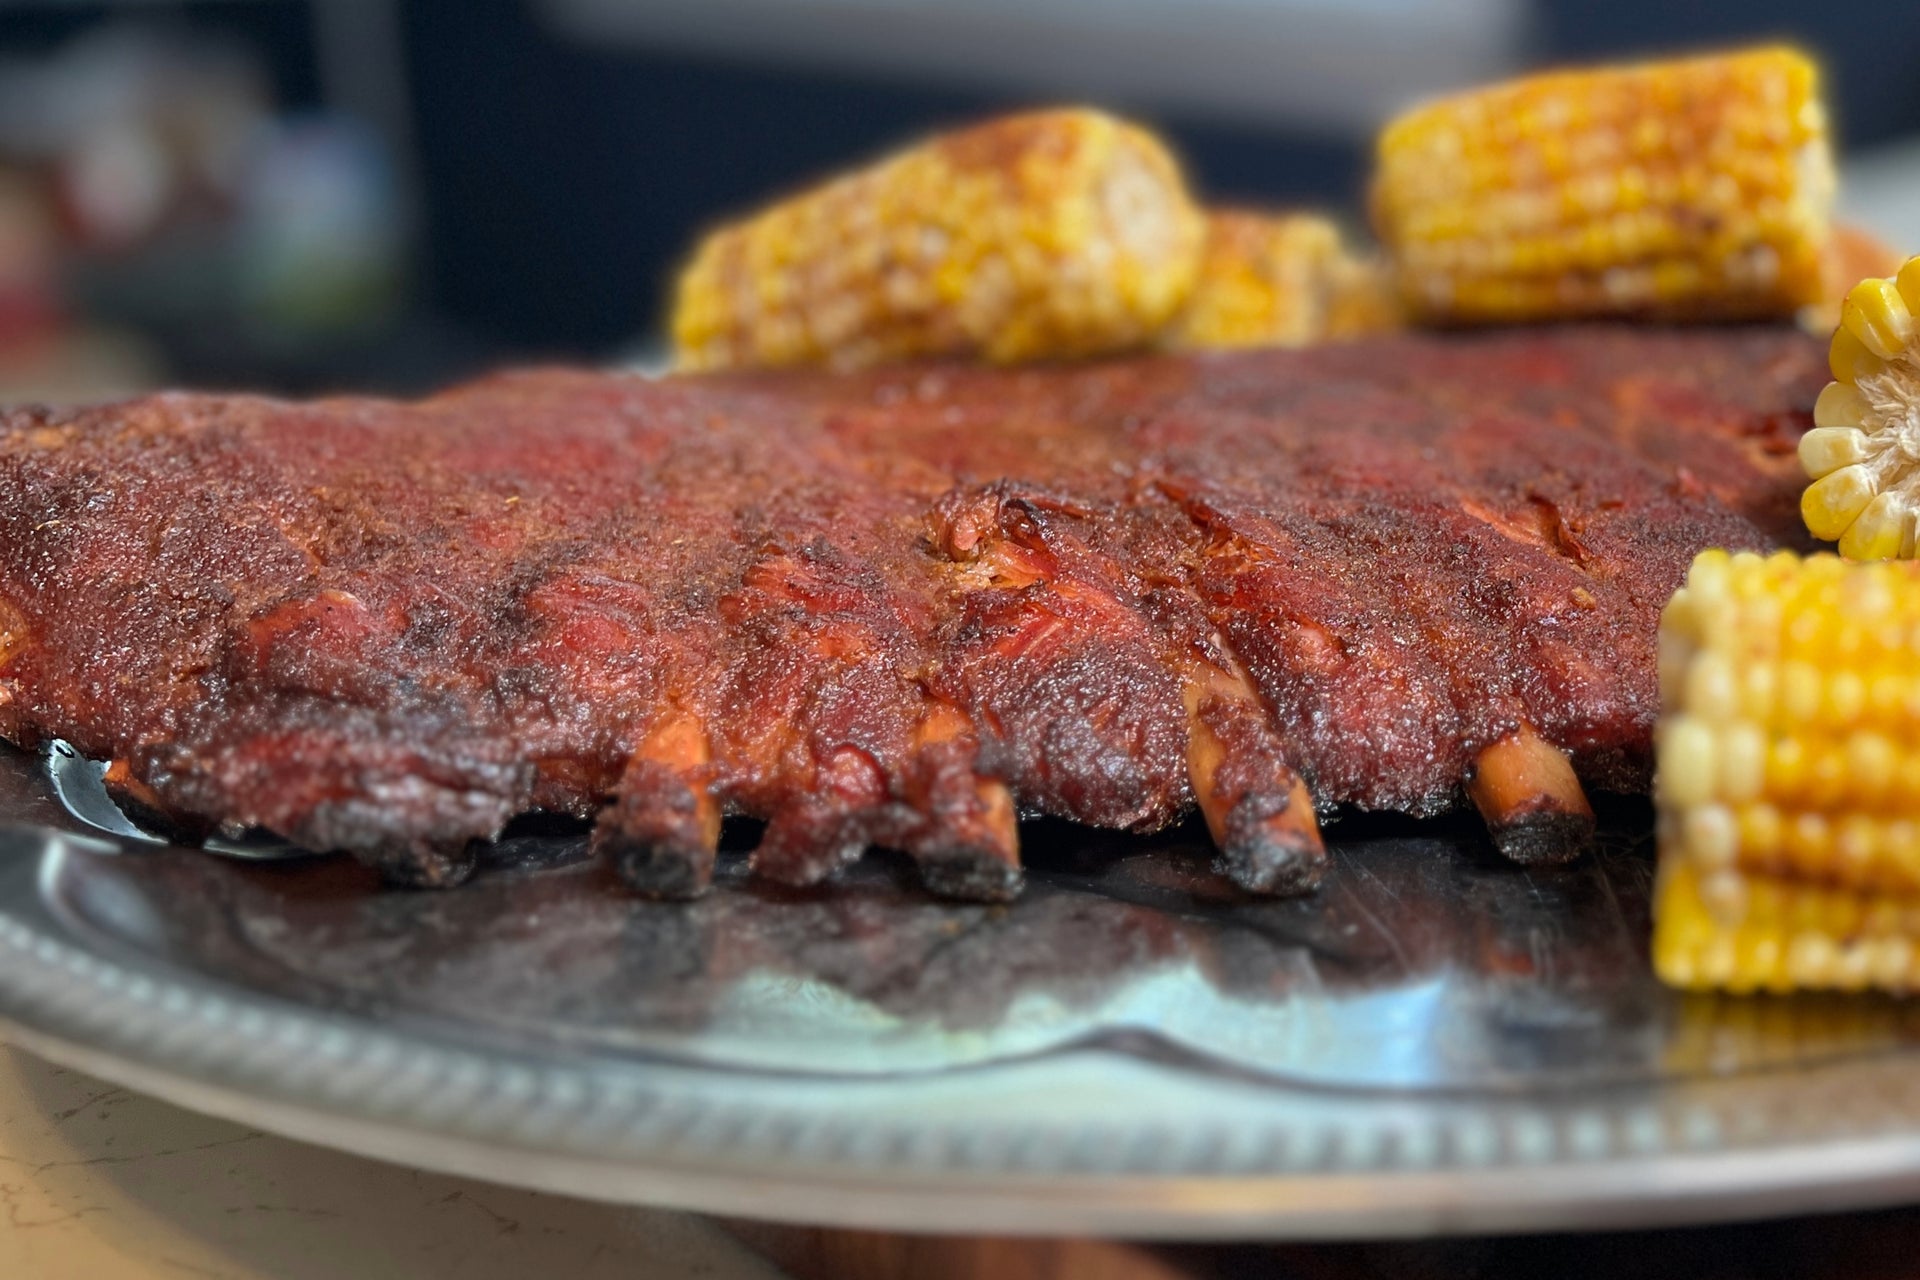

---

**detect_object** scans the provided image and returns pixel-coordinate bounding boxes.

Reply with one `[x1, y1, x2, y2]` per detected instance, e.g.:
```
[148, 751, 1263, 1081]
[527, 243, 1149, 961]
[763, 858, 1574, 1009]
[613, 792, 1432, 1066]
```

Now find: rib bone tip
[911, 776, 1023, 901]
[1467, 726, 1596, 865]
[600, 835, 716, 899]
[1217, 833, 1327, 896]
[1486, 811, 1597, 866]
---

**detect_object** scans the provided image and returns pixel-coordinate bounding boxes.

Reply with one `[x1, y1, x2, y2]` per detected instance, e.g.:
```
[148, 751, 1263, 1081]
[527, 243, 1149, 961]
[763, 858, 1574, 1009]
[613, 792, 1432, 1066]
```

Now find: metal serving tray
[3, 742, 1920, 1238]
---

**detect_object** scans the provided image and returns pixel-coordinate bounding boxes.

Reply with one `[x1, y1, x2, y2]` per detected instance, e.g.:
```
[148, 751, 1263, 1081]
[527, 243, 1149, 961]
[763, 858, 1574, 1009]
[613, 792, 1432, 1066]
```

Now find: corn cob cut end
[1653, 548, 1920, 995]
[670, 108, 1206, 373]
[1372, 45, 1835, 326]
[1160, 210, 1401, 351]
[1798, 253, 1920, 560]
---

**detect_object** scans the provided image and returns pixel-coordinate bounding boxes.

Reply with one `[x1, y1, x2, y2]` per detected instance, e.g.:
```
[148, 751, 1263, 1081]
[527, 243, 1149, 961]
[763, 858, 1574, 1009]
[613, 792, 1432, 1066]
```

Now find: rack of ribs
[0, 325, 1822, 898]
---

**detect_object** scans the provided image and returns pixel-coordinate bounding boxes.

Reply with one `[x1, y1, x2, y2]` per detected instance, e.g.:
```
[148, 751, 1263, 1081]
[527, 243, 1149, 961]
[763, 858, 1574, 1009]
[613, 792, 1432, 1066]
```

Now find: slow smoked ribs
[0, 327, 1822, 898]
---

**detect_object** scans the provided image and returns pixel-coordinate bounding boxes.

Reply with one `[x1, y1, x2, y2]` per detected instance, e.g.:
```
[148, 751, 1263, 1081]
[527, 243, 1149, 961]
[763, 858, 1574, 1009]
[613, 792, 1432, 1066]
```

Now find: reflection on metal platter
[3, 743, 1920, 1237]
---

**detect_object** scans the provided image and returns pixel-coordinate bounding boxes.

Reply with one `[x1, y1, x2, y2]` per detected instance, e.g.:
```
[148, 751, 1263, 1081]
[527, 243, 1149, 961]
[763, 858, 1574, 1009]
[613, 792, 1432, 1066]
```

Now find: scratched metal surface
[5, 742, 1920, 1237]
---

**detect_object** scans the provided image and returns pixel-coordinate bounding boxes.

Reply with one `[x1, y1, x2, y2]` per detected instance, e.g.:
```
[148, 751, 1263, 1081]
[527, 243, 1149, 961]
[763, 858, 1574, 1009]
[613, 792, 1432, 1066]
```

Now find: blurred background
[0, 0, 1915, 401]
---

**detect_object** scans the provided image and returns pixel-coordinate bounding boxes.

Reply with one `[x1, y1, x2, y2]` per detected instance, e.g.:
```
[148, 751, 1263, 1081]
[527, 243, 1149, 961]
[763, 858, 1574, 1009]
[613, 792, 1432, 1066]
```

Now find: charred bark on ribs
[0, 327, 1821, 897]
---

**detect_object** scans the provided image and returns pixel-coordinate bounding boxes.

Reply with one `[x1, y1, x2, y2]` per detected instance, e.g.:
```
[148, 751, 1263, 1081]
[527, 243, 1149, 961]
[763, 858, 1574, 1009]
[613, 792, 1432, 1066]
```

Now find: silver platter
[4, 743, 1920, 1238]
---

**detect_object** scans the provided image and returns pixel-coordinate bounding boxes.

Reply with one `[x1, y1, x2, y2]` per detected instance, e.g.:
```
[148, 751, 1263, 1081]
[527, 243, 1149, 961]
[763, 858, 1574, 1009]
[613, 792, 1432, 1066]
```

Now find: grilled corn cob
[1799, 253, 1920, 560]
[1653, 548, 1920, 994]
[1160, 210, 1401, 350]
[671, 108, 1206, 372]
[1371, 46, 1835, 325]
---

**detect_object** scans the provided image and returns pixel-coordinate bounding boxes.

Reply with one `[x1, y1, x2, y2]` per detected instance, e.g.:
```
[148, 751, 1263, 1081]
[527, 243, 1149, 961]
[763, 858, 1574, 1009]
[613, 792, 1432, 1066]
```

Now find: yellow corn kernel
[1842, 277, 1913, 360]
[1828, 326, 1888, 386]
[1654, 550, 1920, 994]
[670, 108, 1206, 372]
[1371, 47, 1834, 325]
[1841, 494, 1908, 561]
[1801, 465, 1876, 542]
[1798, 425, 1867, 475]
[1160, 210, 1402, 351]
[1898, 256, 1920, 313]
[1813, 381, 1870, 429]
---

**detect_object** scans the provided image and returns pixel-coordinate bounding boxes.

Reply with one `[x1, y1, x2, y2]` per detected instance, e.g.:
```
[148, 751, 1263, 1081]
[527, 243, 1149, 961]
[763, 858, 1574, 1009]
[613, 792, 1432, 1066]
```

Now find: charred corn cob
[1653, 548, 1920, 994]
[671, 109, 1206, 372]
[1160, 210, 1401, 351]
[1371, 46, 1835, 325]
[1799, 253, 1920, 560]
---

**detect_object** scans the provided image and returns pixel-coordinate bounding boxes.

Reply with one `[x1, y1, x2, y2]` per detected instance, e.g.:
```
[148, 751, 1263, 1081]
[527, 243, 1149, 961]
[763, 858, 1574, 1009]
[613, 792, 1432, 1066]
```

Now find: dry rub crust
[0, 327, 1822, 895]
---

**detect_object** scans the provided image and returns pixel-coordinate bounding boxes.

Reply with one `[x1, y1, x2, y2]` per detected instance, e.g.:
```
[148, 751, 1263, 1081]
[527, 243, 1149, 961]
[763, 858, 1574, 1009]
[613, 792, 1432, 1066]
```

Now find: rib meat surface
[0, 327, 1823, 895]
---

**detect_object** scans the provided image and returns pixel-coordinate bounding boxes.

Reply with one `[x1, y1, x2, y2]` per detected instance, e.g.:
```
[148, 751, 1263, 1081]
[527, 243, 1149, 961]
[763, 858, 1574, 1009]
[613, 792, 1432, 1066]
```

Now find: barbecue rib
[0, 327, 1822, 898]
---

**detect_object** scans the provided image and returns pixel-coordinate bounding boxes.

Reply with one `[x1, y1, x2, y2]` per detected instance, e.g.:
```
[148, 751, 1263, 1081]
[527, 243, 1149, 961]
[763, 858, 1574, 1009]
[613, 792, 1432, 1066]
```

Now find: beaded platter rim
[6, 799, 1920, 1233]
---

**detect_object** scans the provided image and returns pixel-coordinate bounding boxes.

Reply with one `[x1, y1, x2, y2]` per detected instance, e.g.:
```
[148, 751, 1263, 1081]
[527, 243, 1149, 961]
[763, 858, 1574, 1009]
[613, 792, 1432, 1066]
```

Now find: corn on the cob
[1653, 548, 1920, 994]
[1324, 251, 1406, 342]
[671, 109, 1206, 372]
[1798, 253, 1920, 560]
[1371, 46, 1835, 325]
[1160, 210, 1401, 351]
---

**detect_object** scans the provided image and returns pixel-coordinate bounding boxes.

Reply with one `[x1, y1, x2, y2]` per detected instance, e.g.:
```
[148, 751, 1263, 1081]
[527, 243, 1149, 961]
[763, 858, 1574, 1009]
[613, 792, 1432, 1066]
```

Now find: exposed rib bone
[595, 711, 721, 898]
[1184, 663, 1326, 894]
[903, 701, 1022, 900]
[911, 777, 1020, 899]
[102, 758, 211, 843]
[1466, 725, 1595, 864]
